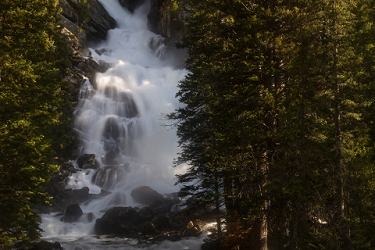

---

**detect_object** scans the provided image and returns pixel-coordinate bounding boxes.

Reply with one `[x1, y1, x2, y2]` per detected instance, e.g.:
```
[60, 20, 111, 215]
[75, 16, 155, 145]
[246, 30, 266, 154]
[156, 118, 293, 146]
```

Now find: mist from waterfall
[39, 1, 205, 249]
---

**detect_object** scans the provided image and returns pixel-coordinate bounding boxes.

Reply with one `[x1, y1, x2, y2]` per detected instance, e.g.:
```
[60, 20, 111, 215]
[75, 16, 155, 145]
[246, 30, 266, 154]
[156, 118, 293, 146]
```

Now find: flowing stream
[39, 1, 206, 249]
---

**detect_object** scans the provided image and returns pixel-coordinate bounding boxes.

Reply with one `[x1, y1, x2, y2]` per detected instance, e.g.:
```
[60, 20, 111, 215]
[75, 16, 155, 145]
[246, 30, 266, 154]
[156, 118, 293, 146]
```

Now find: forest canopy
[170, 0, 375, 249]
[0, 0, 74, 247]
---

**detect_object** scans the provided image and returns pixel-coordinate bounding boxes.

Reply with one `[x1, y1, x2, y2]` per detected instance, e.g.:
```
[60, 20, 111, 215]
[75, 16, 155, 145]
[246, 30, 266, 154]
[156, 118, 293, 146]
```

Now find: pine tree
[0, 0, 74, 247]
[171, 0, 375, 249]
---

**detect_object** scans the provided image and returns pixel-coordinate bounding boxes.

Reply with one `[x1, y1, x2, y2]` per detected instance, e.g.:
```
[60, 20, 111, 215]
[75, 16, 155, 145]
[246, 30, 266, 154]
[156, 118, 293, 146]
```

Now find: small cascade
[39, 0, 211, 249]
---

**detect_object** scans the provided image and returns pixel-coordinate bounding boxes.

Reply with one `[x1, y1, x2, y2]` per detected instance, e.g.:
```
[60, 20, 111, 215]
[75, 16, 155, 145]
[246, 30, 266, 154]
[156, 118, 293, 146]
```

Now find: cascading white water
[39, 1, 207, 249]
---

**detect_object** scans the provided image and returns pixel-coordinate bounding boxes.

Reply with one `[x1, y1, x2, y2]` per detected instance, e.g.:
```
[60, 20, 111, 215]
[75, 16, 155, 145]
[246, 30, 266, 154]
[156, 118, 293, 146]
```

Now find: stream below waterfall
[39, 1, 209, 249]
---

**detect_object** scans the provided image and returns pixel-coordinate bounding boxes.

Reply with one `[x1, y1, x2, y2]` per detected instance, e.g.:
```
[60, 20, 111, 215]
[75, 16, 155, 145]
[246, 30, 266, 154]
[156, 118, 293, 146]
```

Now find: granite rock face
[59, 0, 114, 102]
[59, 0, 116, 45]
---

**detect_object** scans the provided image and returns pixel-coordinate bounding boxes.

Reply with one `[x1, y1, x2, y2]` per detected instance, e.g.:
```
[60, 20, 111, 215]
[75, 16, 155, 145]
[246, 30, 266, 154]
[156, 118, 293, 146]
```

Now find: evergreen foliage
[0, 0, 74, 247]
[171, 0, 375, 248]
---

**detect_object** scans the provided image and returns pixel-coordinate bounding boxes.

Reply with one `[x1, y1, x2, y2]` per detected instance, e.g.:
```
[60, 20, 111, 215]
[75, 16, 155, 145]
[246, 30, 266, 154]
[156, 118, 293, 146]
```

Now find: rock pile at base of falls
[94, 192, 209, 241]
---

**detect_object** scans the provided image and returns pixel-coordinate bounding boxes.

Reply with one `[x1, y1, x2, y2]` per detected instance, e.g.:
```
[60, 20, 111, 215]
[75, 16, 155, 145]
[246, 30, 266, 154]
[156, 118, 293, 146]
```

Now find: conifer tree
[172, 0, 375, 249]
[0, 0, 74, 247]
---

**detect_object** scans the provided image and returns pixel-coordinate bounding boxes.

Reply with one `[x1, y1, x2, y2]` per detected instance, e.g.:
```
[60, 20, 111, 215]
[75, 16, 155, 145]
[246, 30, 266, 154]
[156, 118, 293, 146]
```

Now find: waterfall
[39, 1, 207, 249]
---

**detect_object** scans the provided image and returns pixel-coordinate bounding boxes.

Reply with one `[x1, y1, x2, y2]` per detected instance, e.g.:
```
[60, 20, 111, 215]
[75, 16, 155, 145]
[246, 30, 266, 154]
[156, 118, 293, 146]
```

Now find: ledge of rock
[95, 207, 140, 236]
[77, 154, 100, 169]
[59, 0, 116, 45]
[60, 204, 83, 223]
[131, 186, 164, 205]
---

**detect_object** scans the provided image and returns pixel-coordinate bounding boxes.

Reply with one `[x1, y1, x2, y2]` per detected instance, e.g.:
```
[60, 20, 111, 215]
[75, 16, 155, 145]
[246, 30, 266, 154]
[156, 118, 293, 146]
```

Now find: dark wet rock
[86, 0, 117, 44]
[182, 219, 206, 237]
[94, 48, 110, 56]
[149, 35, 167, 59]
[118, 92, 139, 118]
[50, 187, 90, 212]
[95, 207, 140, 236]
[102, 151, 117, 165]
[152, 214, 172, 232]
[60, 204, 83, 223]
[59, 0, 114, 104]
[102, 87, 139, 118]
[29, 240, 63, 250]
[201, 240, 222, 250]
[119, 0, 147, 13]
[167, 234, 182, 242]
[103, 138, 118, 152]
[149, 198, 180, 215]
[59, 0, 116, 45]
[92, 166, 126, 188]
[38, 163, 84, 213]
[87, 212, 95, 223]
[137, 206, 157, 224]
[77, 58, 109, 74]
[77, 154, 100, 169]
[103, 117, 121, 141]
[100, 189, 112, 196]
[137, 221, 157, 235]
[131, 186, 164, 205]
[149, 232, 181, 242]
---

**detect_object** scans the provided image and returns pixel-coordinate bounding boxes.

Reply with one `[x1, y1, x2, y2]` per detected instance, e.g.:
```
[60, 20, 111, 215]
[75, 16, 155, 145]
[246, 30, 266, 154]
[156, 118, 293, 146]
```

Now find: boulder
[152, 214, 172, 232]
[77, 154, 100, 169]
[29, 240, 63, 250]
[60, 204, 83, 223]
[50, 187, 90, 212]
[137, 221, 157, 235]
[148, 198, 180, 215]
[95, 207, 140, 236]
[102, 150, 117, 165]
[130, 186, 164, 205]
[92, 166, 126, 188]
[183, 219, 206, 237]
[102, 117, 121, 141]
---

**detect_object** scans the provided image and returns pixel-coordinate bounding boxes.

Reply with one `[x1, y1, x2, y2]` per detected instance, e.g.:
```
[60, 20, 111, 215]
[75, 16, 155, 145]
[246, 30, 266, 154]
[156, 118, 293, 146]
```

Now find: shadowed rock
[131, 186, 164, 205]
[60, 204, 83, 223]
[77, 154, 100, 169]
[49, 187, 90, 212]
[29, 240, 63, 250]
[152, 214, 172, 232]
[95, 207, 140, 236]
[92, 165, 127, 188]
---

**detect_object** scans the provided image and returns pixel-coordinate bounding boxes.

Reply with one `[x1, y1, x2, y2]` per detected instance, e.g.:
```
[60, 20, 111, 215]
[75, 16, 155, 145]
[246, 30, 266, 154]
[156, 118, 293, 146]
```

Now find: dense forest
[170, 0, 375, 249]
[3, 0, 375, 249]
[0, 0, 74, 247]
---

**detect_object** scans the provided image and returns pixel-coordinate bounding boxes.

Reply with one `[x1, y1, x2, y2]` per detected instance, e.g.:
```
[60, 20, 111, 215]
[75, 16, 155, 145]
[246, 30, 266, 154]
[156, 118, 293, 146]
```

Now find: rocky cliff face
[147, 0, 188, 46]
[59, 0, 116, 101]
[59, 0, 116, 45]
